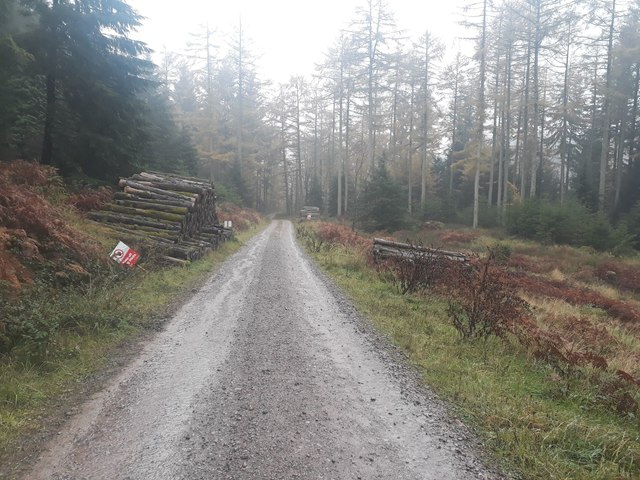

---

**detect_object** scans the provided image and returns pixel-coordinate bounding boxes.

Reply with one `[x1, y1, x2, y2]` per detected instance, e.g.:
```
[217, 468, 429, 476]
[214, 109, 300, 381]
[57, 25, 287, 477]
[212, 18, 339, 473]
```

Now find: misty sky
[130, 0, 467, 83]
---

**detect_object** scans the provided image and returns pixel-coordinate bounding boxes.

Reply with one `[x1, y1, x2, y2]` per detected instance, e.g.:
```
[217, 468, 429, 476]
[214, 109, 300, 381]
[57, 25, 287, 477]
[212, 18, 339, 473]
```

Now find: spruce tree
[28, 0, 152, 177]
[358, 155, 406, 232]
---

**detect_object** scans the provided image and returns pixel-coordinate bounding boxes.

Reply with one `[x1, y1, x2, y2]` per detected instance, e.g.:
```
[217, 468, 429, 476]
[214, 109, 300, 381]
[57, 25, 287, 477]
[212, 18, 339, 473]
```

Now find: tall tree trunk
[586, 52, 600, 199]
[514, 85, 523, 189]
[560, 22, 572, 205]
[408, 80, 415, 214]
[538, 70, 547, 196]
[473, 0, 487, 229]
[41, 0, 60, 166]
[449, 53, 461, 196]
[237, 18, 244, 179]
[530, 0, 542, 198]
[281, 114, 291, 216]
[599, 0, 616, 211]
[295, 83, 303, 212]
[520, 37, 532, 199]
[615, 119, 624, 207]
[345, 86, 352, 213]
[421, 31, 431, 210]
[367, 0, 376, 171]
[502, 44, 513, 216]
[629, 64, 639, 170]
[338, 58, 344, 217]
[488, 53, 500, 207]
[390, 67, 399, 163]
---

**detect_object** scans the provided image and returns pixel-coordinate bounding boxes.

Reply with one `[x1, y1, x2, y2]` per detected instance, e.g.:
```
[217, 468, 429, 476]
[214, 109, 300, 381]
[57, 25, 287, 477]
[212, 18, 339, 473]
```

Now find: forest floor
[10, 220, 504, 479]
[297, 220, 640, 480]
[0, 161, 266, 477]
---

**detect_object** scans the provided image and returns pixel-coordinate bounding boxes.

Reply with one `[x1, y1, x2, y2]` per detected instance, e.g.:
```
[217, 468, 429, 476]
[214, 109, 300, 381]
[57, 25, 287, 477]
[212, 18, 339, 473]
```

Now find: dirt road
[25, 220, 503, 480]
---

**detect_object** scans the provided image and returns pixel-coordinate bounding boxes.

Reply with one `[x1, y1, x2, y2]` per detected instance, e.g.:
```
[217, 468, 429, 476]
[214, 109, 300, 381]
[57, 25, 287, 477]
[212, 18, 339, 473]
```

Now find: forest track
[24, 220, 505, 480]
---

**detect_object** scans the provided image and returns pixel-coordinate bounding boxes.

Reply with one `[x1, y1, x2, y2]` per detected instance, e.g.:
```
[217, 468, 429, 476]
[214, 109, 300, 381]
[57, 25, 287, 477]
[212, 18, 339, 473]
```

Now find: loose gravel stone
[25, 221, 506, 480]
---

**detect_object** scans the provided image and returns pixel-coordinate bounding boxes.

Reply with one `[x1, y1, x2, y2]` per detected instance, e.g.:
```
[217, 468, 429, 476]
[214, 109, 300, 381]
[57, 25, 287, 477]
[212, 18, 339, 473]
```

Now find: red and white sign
[110, 241, 141, 268]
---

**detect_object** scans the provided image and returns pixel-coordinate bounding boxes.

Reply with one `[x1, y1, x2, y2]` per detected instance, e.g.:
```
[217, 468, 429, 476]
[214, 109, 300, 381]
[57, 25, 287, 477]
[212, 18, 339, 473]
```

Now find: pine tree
[27, 0, 152, 176]
[357, 154, 406, 232]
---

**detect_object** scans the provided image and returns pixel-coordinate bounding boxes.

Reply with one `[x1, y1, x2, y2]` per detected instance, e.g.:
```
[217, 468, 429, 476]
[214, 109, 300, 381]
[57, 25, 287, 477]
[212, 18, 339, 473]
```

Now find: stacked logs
[372, 238, 468, 263]
[88, 171, 232, 264]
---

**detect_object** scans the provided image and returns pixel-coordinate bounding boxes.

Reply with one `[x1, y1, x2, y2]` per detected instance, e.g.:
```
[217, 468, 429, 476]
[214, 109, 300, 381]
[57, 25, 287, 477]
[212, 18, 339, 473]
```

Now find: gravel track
[25, 220, 505, 480]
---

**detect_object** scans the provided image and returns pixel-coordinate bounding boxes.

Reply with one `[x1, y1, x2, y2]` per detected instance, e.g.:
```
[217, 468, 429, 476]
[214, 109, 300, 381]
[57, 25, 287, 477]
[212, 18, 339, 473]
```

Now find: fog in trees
[2, 0, 640, 242]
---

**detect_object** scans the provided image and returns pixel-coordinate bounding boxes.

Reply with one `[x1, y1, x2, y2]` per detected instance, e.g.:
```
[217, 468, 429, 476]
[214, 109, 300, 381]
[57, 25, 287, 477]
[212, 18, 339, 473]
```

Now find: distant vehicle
[299, 206, 320, 220]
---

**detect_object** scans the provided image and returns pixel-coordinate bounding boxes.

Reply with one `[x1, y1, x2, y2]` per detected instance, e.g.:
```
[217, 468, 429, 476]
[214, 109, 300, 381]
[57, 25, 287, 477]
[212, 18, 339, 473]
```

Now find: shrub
[506, 199, 631, 252]
[382, 246, 450, 295]
[620, 201, 640, 250]
[296, 223, 325, 252]
[446, 250, 530, 339]
[439, 230, 479, 244]
[490, 242, 512, 264]
[67, 186, 113, 211]
[507, 253, 554, 274]
[0, 161, 103, 290]
[595, 261, 640, 293]
[315, 223, 370, 249]
[507, 270, 640, 324]
[217, 202, 262, 231]
[297, 222, 371, 253]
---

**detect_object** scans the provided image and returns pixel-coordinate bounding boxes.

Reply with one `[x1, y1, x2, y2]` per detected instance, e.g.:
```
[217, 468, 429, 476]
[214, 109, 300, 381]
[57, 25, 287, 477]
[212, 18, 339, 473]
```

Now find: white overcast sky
[130, 0, 468, 83]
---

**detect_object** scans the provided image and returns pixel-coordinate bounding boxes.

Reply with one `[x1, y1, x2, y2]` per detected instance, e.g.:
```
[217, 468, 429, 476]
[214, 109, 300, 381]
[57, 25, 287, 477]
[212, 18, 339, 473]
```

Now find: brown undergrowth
[0, 161, 103, 291]
[217, 202, 262, 231]
[298, 221, 640, 418]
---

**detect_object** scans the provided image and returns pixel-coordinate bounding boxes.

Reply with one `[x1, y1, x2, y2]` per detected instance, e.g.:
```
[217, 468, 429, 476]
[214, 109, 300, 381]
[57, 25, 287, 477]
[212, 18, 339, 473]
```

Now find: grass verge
[306, 244, 640, 480]
[0, 224, 266, 469]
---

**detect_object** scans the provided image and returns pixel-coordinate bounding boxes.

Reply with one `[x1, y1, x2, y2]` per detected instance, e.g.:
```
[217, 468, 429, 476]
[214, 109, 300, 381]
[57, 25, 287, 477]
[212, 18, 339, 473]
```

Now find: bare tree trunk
[345, 86, 351, 213]
[295, 82, 303, 212]
[520, 37, 532, 199]
[514, 85, 523, 189]
[41, 0, 60, 166]
[615, 119, 624, 207]
[586, 52, 599, 195]
[366, 0, 378, 171]
[529, 0, 542, 198]
[488, 53, 500, 207]
[237, 18, 244, 178]
[599, 0, 616, 211]
[408, 80, 415, 215]
[629, 65, 639, 170]
[390, 67, 399, 164]
[281, 113, 291, 216]
[338, 59, 344, 217]
[473, 0, 487, 229]
[449, 53, 461, 196]
[560, 23, 572, 205]
[421, 31, 431, 210]
[502, 44, 512, 216]
[538, 69, 547, 196]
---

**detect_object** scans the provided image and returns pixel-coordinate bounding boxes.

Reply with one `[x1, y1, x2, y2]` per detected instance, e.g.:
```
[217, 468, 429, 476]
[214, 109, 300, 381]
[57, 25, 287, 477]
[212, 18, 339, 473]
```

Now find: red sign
[121, 249, 140, 267]
[110, 241, 141, 268]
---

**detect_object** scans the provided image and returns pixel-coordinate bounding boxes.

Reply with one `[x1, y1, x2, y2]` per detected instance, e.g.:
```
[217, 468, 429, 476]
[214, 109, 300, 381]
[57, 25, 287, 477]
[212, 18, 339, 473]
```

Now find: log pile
[372, 238, 468, 263]
[300, 206, 320, 220]
[89, 171, 232, 264]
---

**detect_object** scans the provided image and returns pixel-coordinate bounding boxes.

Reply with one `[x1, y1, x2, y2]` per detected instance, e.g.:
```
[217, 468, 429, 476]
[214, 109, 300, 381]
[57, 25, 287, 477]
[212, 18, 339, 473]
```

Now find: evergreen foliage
[306, 175, 323, 211]
[0, 0, 200, 180]
[357, 156, 406, 232]
[507, 199, 632, 251]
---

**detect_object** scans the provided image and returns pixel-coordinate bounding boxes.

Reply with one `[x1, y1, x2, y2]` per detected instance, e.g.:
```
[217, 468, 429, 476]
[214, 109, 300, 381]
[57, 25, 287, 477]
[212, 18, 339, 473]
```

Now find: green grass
[0, 224, 265, 463]
[308, 246, 640, 480]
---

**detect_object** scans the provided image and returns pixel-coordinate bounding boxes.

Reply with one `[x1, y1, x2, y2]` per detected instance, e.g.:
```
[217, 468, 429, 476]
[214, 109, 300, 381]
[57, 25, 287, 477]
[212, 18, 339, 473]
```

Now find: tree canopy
[0, 0, 198, 180]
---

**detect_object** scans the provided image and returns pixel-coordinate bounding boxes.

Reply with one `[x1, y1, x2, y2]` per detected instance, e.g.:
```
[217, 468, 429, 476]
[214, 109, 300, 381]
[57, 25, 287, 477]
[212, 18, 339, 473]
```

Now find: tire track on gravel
[25, 220, 505, 480]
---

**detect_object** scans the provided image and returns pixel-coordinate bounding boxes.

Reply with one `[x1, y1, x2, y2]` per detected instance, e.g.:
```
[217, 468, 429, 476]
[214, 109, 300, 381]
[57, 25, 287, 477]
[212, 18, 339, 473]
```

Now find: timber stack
[372, 238, 468, 263]
[88, 171, 232, 264]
